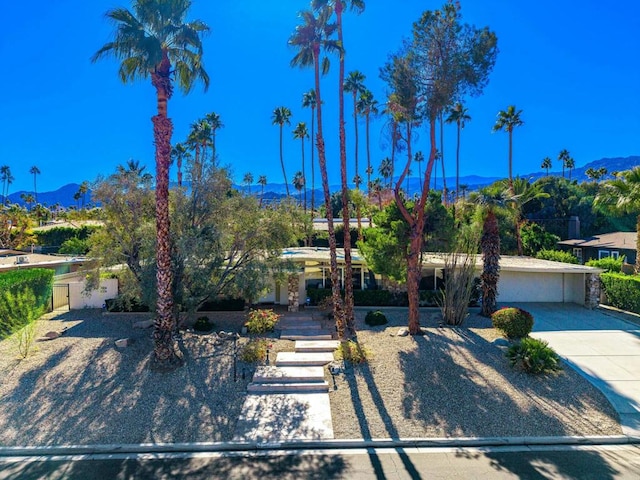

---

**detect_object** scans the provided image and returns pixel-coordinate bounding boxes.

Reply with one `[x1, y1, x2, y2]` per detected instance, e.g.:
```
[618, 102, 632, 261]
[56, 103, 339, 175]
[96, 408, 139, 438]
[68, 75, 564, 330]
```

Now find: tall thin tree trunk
[311, 106, 316, 215]
[314, 45, 343, 337]
[366, 112, 372, 228]
[280, 126, 290, 196]
[301, 136, 307, 212]
[439, 112, 447, 204]
[151, 55, 182, 371]
[508, 129, 514, 192]
[336, 3, 355, 338]
[455, 121, 461, 201]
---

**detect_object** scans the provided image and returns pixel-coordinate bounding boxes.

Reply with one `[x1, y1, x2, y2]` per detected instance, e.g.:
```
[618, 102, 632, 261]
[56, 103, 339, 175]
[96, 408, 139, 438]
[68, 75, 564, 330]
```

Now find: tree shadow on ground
[0, 314, 251, 446]
[0, 453, 348, 480]
[399, 326, 620, 437]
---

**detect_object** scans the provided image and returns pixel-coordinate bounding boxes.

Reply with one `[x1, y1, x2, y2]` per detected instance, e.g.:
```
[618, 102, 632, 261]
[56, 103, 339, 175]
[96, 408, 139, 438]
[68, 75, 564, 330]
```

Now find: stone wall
[287, 274, 300, 312]
[585, 273, 600, 309]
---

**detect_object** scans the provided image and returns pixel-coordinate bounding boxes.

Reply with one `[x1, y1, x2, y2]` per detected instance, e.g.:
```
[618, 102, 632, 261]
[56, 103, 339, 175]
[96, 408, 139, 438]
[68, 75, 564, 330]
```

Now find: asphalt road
[1, 444, 640, 479]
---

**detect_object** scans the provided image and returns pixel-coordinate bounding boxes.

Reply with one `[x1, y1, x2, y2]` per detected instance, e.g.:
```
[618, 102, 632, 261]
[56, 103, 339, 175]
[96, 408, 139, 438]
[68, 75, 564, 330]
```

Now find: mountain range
[6, 155, 639, 208]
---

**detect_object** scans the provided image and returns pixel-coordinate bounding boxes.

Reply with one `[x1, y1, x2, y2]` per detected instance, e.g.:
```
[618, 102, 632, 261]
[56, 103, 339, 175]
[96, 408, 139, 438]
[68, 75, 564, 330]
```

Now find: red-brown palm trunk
[336, 2, 355, 338]
[314, 44, 344, 336]
[151, 53, 182, 370]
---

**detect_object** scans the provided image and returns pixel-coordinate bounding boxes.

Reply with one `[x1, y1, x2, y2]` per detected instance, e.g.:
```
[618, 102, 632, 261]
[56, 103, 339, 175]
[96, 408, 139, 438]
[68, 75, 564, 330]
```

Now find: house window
[599, 250, 610, 259]
[573, 248, 583, 263]
[611, 251, 620, 260]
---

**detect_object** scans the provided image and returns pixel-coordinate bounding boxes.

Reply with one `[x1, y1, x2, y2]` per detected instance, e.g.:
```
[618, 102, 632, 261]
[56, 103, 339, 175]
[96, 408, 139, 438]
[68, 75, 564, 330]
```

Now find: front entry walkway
[520, 303, 640, 437]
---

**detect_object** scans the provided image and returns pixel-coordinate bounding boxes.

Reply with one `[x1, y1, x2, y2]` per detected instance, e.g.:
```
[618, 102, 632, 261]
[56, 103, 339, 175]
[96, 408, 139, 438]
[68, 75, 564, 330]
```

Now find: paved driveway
[517, 303, 640, 438]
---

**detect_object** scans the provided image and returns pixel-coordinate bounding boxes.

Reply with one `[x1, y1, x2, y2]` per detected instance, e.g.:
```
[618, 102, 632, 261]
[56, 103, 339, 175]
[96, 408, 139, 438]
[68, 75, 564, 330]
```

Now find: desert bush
[364, 310, 388, 326]
[245, 308, 279, 334]
[105, 296, 150, 312]
[193, 316, 214, 332]
[491, 307, 534, 339]
[507, 337, 562, 374]
[586, 256, 624, 273]
[336, 340, 370, 364]
[439, 249, 477, 326]
[2, 288, 42, 357]
[240, 339, 268, 363]
[0, 269, 53, 338]
[600, 272, 640, 313]
[535, 249, 579, 264]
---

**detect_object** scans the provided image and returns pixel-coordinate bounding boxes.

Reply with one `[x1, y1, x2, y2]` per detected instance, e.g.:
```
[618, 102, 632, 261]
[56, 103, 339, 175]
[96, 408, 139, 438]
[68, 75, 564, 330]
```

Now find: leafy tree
[289, 6, 345, 333]
[0, 204, 31, 249]
[302, 89, 318, 212]
[93, 0, 210, 370]
[293, 121, 309, 211]
[272, 106, 292, 195]
[386, 1, 497, 333]
[520, 221, 560, 257]
[492, 105, 524, 192]
[445, 102, 471, 201]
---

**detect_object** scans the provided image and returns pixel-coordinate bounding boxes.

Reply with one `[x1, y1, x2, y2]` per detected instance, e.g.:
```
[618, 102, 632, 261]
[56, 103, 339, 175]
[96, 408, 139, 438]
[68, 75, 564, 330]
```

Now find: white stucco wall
[498, 271, 586, 305]
[69, 278, 118, 309]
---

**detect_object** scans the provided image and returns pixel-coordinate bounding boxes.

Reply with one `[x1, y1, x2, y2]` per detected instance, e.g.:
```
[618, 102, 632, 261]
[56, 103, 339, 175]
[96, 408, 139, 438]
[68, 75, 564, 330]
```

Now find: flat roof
[280, 247, 603, 274]
[0, 250, 86, 271]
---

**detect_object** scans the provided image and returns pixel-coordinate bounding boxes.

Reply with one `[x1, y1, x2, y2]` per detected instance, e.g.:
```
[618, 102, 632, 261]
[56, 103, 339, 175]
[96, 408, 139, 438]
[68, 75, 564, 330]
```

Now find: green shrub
[491, 307, 534, 339]
[419, 290, 443, 306]
[240, 339, 268, 363]
[307, 288, 332, 306]
[600, 272, 640, 313]
[0, 269, 53, 338]
[586, 256, 624, 273]
[58, 237, 90, 255]
[354, 289, 395, 306]
[507, 337, 562, 374]
[33, 225, 101, 253]
[105, 296, 150, 312]
[336, 340, 370, 364]
[535, 249, 579, 264]
[193, 316, 214, 332]
[245, 309, 280, 334]
[365, 310, 388, 326]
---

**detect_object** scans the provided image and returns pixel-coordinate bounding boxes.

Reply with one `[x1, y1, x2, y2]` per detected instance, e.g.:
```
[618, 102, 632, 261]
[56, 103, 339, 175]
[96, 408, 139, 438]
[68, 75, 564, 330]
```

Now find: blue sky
[1, 1, 639, 194]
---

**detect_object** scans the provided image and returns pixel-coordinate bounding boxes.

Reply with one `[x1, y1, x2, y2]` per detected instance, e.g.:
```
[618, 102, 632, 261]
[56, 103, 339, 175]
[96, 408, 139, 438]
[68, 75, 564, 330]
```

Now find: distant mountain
[6, 156, 638, 209]
[8, 183, 92, 209]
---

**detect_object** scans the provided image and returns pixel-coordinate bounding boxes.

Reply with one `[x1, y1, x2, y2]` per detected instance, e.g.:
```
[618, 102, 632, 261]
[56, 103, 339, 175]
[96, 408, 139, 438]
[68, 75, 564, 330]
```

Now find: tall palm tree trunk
[314, 45, 343, 336]
[311, 106, 316, 214]
[301, 136, 307, 212]
[439, 112, 447, 203]
[353, 92, 363, 240]
[366, 111, 372, 228]
[336, 3, 355, 338]
[508, 129, 514, 192]
[280, 126, 290, 196]
[151, 54, 182, 370]
[455, 120, 461, 201]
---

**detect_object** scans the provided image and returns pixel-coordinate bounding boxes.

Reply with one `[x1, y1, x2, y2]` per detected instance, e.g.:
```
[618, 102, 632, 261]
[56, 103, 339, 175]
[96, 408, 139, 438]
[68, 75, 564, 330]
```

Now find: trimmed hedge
[492, 307, 534, 339]
[307, 288, 442, 307]
[586, 257, 624, 273]
[600, 272, 640, 313]
[33, 225, 101, 253]
[535, 249, 579, 264]
[365, 310, 388, 326]
[0, 268, 54, 338]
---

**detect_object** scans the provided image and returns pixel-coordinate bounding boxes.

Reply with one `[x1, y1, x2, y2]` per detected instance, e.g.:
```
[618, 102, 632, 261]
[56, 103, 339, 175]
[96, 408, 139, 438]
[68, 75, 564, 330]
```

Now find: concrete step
[280, 332, 333, 341]
[253, 365, 325, 383]
[278, 321, 324, 330]
[276, 351, 334, 366]
[295, 340, 340, 353]
[247, 381, 329, 393]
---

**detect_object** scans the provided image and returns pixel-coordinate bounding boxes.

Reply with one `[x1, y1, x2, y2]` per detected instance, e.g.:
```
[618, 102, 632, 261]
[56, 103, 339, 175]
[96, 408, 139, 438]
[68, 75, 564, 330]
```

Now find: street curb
[1, 435, 638, 457]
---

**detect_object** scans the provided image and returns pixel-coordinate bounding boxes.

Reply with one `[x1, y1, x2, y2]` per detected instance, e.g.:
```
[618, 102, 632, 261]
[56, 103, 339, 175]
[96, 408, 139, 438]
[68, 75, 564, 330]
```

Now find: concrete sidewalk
[520, 303, 640, 437]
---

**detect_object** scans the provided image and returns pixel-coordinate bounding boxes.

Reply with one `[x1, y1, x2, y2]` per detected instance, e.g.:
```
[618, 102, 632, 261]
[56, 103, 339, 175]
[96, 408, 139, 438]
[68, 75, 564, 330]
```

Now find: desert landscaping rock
[397, 327, 409, 337]
[42, 331, 60, 340]
[115, 338, 131, 348]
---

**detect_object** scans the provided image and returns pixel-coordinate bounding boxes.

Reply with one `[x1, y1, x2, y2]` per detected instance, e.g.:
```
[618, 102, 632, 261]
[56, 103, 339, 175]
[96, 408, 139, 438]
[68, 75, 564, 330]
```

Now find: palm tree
[438, 112, 448, 204]
[504, 177, 550, 256]
[480, 204, 500, 317]
[293, 171, 305, 206]
[302, 89, 317, 213]
[293, 122, 309, 212]
[289, 6, 345, 334]
[29, 165, 41, 205]
[492, 105, 524, 192]
[595, 166, 640, 272]
[445, 102, 471, 201]
[187, 118, 212, 180]
[379, 157, 393, 188]
[312, 0, 365, 338]
[93, 0, 209, 370]
[356, 89, 378, 195]
[20, 193, 35, 211]
[541, 156, 552, 176]
[0, 165, 11, 204]
[344, 70, 366, 190]
[413, 151, 424, 183]
[258, 175, 268, 207]
[170, 143, 190, 187]
[558, 149, 570, 178]
[459, 183, 469, 200]
[243, 172, 254, 196]
[272, 106, 292, 196]
[566, 156, 575, 180]
[204, 111, 223, 165]
[77, 181, 89, 209]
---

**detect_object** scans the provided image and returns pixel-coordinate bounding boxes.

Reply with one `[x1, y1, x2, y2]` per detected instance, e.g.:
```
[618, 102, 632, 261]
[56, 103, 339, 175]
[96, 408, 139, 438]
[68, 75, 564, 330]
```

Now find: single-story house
[0, 249, 86, 276]
[558, 232, 637, 265]
[259, 247, 603, 309]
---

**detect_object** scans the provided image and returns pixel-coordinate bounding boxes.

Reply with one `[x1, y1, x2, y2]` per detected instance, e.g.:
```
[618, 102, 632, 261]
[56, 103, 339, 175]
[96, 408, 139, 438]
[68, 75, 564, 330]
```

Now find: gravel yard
[0, 307, 622, 446]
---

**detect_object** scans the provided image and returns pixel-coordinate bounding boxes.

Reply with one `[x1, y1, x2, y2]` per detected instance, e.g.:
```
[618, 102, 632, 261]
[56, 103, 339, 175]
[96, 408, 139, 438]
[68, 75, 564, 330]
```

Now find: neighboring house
[558, 232, 637, 265]
[260, 247, 602, 308]
[0, 249, 86, 276]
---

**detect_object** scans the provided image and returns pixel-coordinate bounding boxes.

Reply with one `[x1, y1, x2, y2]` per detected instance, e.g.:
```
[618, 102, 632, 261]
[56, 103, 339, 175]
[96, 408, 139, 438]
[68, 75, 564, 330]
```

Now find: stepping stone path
[233, 314, 340, 443]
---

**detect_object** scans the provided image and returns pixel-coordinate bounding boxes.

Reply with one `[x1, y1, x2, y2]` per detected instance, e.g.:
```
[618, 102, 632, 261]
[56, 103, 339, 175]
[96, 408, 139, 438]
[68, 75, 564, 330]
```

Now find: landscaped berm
[0, 308, 621, 446]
